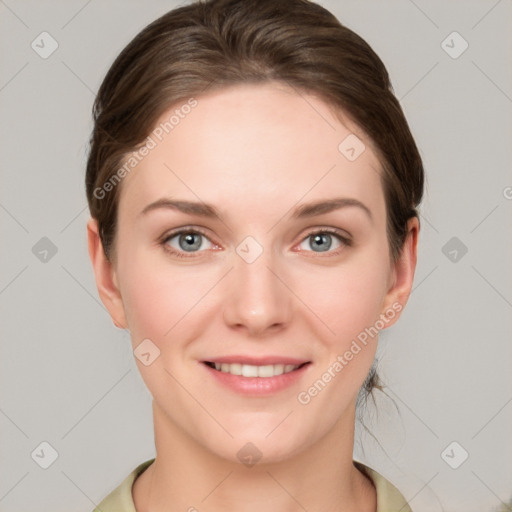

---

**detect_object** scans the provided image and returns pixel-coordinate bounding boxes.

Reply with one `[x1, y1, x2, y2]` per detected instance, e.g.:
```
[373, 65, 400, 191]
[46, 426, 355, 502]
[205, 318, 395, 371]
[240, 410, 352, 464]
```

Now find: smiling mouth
[203, 361, 310, 378]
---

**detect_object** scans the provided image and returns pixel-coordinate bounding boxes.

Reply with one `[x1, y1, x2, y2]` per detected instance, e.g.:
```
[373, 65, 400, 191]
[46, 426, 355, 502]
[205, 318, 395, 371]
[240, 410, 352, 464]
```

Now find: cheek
[130, 283, 198, 343]
[296, 255, 389, 349]
[293, 258, 388, 411]
[117, 247, 196, 341]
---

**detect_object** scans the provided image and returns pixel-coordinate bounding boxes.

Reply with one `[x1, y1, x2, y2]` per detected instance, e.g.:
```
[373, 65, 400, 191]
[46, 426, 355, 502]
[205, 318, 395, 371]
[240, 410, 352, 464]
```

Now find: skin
[87, 81, 419, 512]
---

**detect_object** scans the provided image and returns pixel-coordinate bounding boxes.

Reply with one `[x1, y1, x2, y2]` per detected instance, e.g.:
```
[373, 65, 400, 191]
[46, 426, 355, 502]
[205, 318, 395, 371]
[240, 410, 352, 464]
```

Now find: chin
[202, 422, 314, 468]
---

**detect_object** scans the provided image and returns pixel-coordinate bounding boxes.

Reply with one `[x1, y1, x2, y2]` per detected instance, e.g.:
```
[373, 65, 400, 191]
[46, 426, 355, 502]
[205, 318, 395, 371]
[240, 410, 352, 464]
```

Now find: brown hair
[85, 0, 424, 400]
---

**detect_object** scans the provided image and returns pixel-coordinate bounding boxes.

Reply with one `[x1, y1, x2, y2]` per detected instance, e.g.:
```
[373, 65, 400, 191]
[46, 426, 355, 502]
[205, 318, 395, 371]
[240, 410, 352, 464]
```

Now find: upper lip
[203, 355, 311, 366]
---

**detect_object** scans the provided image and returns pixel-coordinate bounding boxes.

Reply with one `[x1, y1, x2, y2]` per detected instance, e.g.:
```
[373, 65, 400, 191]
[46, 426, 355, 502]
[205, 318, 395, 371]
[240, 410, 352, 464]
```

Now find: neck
[133, 400, 376, 512]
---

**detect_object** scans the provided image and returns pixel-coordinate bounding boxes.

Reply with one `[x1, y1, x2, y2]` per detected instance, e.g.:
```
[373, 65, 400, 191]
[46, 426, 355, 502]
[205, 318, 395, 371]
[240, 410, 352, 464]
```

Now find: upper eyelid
[161, 227, 216, 248]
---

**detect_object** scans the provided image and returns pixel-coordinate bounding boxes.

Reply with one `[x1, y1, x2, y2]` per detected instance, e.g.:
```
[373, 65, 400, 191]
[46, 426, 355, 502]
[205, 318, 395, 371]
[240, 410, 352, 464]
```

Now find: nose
[223, 248, 293, 337]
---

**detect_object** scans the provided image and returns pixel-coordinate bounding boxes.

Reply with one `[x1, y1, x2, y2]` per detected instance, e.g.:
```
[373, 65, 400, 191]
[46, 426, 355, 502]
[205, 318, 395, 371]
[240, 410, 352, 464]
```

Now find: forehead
[118, 82, 386, 224]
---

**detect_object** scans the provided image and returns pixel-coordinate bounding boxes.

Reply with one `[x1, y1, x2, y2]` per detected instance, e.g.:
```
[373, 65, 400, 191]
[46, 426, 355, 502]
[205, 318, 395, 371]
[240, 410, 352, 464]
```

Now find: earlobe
[380, 217, 420, 327]
[86, 218, 128, 329]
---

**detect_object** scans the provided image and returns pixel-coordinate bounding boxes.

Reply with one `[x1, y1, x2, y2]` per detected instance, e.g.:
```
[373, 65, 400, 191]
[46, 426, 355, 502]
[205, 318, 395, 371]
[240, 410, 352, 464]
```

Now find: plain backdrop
[1, 1, 511, 511]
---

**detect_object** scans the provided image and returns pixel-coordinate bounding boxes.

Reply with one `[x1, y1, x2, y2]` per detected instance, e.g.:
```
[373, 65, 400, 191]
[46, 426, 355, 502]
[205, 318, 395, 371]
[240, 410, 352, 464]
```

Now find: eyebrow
[140, 197, 372, 222]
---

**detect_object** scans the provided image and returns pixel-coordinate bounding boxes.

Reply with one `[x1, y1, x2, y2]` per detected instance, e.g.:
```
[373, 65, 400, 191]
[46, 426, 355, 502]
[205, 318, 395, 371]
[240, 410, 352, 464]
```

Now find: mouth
[203, 361, 311, 378]
[201, 357, 312, 395]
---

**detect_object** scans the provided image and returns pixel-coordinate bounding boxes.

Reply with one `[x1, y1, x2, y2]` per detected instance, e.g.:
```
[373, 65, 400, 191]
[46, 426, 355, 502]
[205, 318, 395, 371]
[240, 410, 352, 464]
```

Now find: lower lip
[202, 362, 311, 395]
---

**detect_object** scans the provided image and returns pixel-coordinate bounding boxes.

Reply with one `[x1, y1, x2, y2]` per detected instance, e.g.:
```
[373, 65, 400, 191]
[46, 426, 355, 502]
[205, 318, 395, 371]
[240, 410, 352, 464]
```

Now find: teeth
[212, 362, 300, 377]
[242, 365, 258, 377]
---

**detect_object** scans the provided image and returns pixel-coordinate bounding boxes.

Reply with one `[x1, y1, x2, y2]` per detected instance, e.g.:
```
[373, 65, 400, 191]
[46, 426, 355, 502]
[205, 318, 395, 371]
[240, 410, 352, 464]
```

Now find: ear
[87, 217, 128, 329]
[379, 216, 419, 328]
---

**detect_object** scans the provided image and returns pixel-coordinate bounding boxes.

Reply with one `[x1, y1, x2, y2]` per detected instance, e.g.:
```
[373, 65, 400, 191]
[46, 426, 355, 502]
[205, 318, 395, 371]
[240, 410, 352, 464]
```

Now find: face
[94, 82, 413, 465]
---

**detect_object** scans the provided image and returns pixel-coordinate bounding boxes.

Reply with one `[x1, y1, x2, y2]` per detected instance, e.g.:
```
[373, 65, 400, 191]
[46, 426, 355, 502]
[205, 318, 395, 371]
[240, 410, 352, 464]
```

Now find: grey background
[1, 1, 511, 511]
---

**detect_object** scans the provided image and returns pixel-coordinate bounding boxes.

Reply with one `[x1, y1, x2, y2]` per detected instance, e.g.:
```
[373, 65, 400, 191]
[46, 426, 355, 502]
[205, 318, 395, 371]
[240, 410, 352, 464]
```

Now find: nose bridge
[223, 236, 292, 335]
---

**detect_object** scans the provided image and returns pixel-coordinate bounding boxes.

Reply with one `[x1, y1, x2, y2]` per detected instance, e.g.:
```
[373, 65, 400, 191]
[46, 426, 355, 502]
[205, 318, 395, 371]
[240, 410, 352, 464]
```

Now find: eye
[162, 228, 216, 257]
[160, 227, 351, 258]
[297, 229, 351, 254]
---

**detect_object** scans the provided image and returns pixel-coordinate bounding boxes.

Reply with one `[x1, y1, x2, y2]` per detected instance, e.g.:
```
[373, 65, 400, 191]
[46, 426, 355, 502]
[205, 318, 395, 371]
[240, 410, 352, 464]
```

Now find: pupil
[180, 233, 201, 251]
[312, 234, 331, 252]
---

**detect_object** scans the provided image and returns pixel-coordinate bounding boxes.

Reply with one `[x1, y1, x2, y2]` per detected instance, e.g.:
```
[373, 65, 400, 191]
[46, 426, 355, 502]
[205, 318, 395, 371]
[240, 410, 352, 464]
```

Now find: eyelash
[160, 227, 352, 259]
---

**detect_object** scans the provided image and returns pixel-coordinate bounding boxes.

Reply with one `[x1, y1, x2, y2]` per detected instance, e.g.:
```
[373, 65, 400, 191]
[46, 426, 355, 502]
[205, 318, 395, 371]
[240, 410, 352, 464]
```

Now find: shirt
[93, 458, 412, 512]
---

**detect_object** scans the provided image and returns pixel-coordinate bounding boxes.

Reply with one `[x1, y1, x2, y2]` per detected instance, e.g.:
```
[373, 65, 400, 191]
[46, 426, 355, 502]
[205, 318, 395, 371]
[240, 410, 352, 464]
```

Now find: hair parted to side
[85, 0, 424, 402]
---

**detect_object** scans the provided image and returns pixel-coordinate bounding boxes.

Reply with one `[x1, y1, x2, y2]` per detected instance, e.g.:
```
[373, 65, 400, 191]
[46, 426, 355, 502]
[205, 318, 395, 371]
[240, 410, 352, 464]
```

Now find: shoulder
[92, 458, 155, 512]
[354, 460, 412, 512]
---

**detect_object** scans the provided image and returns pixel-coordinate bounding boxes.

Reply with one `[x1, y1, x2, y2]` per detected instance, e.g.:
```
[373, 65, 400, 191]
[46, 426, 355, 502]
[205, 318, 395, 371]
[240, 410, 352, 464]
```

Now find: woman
[86, 0, 423, 510]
